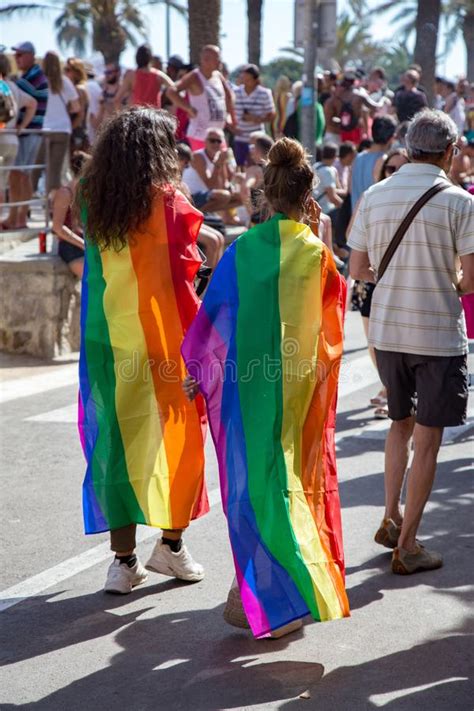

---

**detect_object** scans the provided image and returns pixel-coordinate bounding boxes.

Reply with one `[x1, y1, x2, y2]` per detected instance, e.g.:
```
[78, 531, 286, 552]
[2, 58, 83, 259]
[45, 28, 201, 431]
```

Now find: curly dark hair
[78, 107, 179, 250]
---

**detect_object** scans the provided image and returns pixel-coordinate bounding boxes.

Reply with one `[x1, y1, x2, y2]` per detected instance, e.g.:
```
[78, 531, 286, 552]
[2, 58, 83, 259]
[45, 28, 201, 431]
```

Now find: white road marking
[0, 363, 78, 404]
[22, 354, 379, 425]
[27, 403, 77, 423]
[0, 486, 221, 614]
[338, 354, 379, 398]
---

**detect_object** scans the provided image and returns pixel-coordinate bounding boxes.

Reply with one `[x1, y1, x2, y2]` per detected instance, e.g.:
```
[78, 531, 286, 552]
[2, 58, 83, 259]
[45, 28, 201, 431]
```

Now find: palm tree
[247, 0, 263, 66]
[374, 1, 441, 105]
[334, 13, 384, 70]
[413, 0, 441, 106]
[444, 0, 474, 80]
[0, 0, 186, 64]
[188, 0, 221, 65]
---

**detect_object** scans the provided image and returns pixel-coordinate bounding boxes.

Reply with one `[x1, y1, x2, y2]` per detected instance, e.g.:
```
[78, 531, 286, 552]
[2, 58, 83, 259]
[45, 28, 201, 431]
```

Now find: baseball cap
[168, 54, 185, 69]
[12, 41, 35, 54]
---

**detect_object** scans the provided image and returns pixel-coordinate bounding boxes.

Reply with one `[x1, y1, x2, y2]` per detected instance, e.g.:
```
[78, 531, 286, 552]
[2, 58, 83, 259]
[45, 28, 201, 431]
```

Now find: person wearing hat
[232, 64, 275, 167]
[324, 73, 384, 147]
[2, 41, 48, 230]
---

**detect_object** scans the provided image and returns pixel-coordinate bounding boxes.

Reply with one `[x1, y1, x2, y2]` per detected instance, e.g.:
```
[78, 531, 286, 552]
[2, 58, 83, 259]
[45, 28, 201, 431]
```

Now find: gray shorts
[375, 349, 468, 428]
[14, 133, 42, 170]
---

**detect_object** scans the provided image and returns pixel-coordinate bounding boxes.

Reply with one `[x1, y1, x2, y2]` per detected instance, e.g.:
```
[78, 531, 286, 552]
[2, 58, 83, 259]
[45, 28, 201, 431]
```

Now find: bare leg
[3, 169, 22, 227]
[17, 173, 32, 227]
[162, 528, 183, 541]
[201, 189, 232, 212]
[398, 423, 443, 551]
[68, 258, 84, 278]
[198, 225, 224, 269]
[384, 416, 415, 525]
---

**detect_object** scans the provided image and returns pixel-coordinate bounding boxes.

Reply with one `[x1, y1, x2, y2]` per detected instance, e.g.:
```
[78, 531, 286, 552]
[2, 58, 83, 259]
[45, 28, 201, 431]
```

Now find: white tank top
[187, 69, 226, 141]
[183, 148, 214, 194]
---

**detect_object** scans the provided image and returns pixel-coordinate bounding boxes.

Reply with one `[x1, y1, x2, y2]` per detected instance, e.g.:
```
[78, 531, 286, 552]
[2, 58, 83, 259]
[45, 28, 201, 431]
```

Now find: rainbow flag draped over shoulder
[79, 189, 208, 534]
[182, 213, 350, 637]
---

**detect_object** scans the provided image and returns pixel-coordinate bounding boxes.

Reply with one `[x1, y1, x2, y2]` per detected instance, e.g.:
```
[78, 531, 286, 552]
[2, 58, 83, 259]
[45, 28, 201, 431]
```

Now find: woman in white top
[0, 53, 37, 202]
[33, 51, 80, 193]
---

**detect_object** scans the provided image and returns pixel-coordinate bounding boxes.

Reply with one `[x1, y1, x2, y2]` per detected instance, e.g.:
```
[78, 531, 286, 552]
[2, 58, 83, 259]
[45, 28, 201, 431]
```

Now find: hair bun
[268, 137, 306, 169]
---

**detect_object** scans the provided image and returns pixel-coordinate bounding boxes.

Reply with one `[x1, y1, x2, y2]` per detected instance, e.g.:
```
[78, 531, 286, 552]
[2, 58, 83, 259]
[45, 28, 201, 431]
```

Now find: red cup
[38, 231, 47, 253]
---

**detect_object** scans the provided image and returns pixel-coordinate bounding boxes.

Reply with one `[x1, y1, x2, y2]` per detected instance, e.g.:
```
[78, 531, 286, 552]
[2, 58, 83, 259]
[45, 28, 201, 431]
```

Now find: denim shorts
[192, 191, 210, 209]
[14, 133, 42, 169]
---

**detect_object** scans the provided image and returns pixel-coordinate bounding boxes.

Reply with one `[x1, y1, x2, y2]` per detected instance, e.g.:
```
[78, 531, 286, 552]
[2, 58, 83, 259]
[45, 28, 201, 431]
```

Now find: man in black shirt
[394, 70, 428, 123]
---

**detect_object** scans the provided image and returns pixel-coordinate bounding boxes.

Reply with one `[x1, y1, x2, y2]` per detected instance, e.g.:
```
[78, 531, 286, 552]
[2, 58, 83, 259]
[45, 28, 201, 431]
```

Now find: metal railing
[0, 128, 53, 233]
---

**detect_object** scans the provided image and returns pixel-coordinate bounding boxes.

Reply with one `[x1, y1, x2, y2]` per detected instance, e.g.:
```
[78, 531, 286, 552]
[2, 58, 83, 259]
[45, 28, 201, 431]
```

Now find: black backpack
[339, 100, 358, 131]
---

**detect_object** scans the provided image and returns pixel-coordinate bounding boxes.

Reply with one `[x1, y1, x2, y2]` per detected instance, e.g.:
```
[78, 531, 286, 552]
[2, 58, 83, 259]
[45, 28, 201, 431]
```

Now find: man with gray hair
[348, 109, 473, 575]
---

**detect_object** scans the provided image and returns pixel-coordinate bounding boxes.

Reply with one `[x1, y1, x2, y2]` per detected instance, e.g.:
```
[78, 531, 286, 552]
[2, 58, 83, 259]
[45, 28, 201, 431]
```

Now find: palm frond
[141, 0, 188, 16]
[0, 2, 61, 16]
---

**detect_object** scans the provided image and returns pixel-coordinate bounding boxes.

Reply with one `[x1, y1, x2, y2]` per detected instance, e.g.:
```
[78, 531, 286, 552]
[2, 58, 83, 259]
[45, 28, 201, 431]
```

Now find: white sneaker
[145, 540, 204, 582]
[104, 557, 148, 594]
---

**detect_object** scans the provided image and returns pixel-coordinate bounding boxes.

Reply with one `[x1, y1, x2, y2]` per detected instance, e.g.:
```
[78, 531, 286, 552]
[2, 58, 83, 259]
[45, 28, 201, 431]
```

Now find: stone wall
[0, 242, 81, 359]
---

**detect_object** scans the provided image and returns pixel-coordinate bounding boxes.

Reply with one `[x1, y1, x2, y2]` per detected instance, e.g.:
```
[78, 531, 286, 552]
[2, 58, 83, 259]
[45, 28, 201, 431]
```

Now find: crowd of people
[1, 38, 473, 638]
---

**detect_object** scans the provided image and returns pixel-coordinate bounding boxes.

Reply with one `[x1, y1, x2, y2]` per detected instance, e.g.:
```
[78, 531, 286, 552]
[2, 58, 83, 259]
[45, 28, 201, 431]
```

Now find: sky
[0, 0, 466, 77]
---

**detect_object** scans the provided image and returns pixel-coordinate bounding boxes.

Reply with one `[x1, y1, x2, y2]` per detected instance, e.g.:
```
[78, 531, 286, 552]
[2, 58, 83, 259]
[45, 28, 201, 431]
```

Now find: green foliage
[0, 0, 186, 61]
[259, 57, 304, 88]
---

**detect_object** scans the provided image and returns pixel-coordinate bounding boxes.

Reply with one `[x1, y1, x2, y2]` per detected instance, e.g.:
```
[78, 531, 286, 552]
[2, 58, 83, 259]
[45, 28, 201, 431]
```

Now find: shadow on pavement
[342, 455, 473, 613]
[1, 591, 324, 710]
[279, 626, 473, 710]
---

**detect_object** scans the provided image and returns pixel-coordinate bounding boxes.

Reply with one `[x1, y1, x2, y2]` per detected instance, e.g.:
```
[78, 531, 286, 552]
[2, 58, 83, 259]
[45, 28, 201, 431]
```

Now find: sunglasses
[105, 69, 118, 75]
[207, 137, 223, 145]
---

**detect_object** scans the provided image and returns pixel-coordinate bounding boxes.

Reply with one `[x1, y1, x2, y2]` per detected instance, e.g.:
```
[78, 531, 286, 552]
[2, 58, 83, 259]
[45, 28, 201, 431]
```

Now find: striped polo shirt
[234, 84, 275, 143]
[16, 64, 48, 129]
[348, 163, 474, 357]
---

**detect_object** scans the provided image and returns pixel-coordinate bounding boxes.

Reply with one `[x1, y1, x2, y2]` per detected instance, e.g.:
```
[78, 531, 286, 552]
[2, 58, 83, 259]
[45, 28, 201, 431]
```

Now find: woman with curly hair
[78, 107, 208, 594]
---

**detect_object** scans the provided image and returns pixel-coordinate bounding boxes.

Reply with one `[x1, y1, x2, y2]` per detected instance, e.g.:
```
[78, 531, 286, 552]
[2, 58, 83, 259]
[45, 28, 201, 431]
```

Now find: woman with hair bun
[182, 137, 350, 638]
[78, 107, 208, 595]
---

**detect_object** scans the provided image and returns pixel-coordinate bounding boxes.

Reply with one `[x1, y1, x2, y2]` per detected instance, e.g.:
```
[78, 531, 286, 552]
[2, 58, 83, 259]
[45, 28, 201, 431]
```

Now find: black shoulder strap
[377, 182, 450, 283]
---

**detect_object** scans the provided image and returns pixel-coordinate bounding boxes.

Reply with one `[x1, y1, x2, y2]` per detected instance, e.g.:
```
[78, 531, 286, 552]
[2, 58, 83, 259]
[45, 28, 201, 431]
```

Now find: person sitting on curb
[182, 127, 243, 215]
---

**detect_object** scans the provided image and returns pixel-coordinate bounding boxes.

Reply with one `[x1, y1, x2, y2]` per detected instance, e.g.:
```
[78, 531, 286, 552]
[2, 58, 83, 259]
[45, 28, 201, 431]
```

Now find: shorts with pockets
[375, 349, 468, 428]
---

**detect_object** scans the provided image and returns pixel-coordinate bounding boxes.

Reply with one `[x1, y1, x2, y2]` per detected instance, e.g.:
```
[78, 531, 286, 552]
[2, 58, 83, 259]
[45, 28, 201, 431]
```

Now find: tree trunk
[188, 0, 222, 65]
[247, 0, 263, 65]
[91, 0, 127, 64]
[413, 0, 441, 108]
[463, 8, 474, 82]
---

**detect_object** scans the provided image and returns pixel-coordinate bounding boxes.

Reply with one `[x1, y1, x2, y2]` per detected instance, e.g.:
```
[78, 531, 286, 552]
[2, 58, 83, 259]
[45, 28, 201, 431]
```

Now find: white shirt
[86, 79, 102, 144]
[43, 76, 78, 133]
[234, 84, 275, 142]
[348, 163, 474, 357]
[183, 149, 214, 194]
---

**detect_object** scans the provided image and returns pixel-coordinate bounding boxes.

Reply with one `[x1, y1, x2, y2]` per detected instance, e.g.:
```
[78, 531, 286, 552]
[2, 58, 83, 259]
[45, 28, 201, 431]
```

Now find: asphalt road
[1, 312, 473, 710]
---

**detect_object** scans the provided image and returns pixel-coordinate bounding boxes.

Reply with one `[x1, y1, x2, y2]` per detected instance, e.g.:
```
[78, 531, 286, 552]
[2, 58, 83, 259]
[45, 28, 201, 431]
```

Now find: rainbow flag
[79, 190, 208, 534]
[182, 213, 350, 637]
